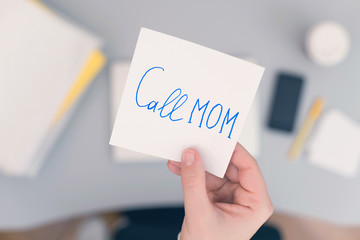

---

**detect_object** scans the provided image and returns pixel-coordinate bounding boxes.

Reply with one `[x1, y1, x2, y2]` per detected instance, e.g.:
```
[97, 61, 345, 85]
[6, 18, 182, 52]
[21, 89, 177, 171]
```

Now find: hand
[167, 143, 273, 240]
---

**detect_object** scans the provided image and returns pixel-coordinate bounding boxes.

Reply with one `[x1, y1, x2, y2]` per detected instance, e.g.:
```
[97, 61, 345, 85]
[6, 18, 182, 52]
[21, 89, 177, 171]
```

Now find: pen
[288, 97, 325, 160]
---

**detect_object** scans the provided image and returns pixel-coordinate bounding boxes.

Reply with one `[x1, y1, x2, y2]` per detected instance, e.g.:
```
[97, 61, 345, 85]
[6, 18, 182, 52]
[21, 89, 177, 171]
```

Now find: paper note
[110, 61, 261, 162]
[110, 28, 264, 177]
[307, 109, 360, 178]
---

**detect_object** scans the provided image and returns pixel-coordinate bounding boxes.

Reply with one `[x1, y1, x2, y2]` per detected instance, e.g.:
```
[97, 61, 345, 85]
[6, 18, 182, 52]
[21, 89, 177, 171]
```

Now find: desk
[1, 0, 360, 230]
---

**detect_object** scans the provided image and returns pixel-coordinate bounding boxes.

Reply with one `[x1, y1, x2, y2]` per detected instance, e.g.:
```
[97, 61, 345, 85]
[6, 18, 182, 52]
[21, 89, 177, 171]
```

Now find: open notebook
[0, 0, 106, 177]
[109, 61, 261, 162]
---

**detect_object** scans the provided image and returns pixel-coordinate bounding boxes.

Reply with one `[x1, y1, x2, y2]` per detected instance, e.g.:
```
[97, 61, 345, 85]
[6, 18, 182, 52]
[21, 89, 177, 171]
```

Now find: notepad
[306, 109, 360, 178]
[0, 0, 104, 176]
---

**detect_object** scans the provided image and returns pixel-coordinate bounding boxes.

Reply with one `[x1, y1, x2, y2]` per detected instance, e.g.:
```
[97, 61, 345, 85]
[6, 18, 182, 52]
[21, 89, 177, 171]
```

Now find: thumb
[181, 149, 211, 218]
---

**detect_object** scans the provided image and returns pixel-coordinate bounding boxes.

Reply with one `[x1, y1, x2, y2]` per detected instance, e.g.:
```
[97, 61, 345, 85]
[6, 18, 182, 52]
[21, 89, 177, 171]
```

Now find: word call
[135, 66, 240, 139]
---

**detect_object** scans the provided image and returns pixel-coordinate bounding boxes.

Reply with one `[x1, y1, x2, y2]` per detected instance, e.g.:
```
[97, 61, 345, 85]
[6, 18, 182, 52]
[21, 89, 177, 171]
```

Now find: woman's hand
[167, 143, 273, 240]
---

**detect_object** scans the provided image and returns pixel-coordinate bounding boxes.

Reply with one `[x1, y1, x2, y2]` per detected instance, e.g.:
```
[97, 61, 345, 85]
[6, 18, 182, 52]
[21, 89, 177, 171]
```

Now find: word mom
[135, 66, 239, 139]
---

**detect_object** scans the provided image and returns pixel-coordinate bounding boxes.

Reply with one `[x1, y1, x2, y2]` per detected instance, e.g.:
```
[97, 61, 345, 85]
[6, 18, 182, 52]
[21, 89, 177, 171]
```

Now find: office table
[1, 0, 360, 229]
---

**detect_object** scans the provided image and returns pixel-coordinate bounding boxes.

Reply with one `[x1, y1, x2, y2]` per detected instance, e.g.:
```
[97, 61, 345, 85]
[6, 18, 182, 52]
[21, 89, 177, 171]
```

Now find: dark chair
[113, 207, 281, 240]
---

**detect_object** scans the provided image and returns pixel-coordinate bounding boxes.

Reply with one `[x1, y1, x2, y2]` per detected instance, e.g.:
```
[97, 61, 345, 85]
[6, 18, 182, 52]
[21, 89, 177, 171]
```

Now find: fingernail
[182, 150, 195, 166]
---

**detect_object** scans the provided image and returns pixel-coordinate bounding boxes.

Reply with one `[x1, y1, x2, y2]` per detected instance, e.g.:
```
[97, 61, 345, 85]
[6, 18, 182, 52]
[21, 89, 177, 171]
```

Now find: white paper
[110, 61, 261, 162]
[0, 0, 100, 176]
[307, 109, 360, 178]
[110, 28, 264, 177]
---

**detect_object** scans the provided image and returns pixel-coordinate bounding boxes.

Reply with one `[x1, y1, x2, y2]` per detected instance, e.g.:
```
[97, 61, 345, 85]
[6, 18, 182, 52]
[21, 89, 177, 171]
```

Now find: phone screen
[268, 73, 304, 132]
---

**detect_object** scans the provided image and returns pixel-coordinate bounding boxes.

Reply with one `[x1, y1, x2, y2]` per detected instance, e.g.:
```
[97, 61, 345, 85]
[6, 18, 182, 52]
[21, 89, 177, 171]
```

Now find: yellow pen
[288, 97, 325, 160]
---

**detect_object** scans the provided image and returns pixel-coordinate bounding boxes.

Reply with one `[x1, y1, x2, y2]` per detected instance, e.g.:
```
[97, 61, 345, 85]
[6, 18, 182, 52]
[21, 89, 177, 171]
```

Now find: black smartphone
[268, 73, 304, 132]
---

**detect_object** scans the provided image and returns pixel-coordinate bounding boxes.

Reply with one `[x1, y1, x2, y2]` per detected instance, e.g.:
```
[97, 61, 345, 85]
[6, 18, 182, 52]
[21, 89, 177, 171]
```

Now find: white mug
[306, 21, 350, 66]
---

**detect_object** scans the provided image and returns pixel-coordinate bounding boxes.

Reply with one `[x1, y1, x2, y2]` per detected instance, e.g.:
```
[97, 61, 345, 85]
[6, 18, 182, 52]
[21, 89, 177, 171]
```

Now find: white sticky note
[307, 109, 360, 178]
[109, 61, 261, 162]
[110, 28, 264, 177]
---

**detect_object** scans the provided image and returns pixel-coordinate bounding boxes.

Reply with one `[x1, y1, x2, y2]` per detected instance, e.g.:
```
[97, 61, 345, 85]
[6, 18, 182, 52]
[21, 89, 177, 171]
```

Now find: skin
[167, 143, 274, 240]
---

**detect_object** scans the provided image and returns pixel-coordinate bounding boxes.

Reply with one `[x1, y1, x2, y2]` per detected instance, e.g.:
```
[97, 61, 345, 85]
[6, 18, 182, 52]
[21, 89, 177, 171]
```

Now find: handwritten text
[135, 66, 239, 139]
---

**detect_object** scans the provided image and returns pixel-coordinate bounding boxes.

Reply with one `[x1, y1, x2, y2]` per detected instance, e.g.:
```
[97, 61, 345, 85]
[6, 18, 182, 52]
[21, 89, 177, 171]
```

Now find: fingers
[167, 160, 181, 176]
[168, 159, 228, 198]
[214, 202, 252, 216]
[180, 149, 211, 219]
[230, 143, 268, 195]
[224, 162, 240, 183]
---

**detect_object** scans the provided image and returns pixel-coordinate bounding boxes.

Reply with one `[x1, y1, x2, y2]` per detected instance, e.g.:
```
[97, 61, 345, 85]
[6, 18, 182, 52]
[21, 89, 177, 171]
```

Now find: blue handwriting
[135, 66, 239, 139]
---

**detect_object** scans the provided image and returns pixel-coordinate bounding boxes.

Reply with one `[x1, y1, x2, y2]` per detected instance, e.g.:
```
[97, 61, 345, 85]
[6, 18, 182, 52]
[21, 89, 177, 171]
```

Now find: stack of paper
[306, 109, 360, 178]
[0, 0, 106, 177]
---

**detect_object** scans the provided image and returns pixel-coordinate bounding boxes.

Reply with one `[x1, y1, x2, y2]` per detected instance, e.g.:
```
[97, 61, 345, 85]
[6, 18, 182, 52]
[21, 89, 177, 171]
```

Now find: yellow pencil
[288, 97, 325, 160]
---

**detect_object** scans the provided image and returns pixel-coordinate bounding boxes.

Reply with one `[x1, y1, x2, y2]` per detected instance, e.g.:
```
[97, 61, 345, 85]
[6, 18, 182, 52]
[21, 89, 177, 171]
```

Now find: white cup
[306, 21, 350, 66]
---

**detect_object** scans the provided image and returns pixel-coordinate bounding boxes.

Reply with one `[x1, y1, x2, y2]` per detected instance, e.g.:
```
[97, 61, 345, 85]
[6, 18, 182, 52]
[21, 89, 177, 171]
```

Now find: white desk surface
[1, 0, 360, 229]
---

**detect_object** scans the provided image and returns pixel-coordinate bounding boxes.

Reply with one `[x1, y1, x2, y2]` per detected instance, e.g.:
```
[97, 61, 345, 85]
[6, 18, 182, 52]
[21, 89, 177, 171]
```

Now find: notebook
[0, 0, 105, 176]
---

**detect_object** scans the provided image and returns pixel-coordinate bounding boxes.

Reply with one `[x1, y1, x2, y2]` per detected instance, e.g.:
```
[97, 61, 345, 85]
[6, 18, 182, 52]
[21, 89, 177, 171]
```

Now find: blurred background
[1, 0, 360, 239]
